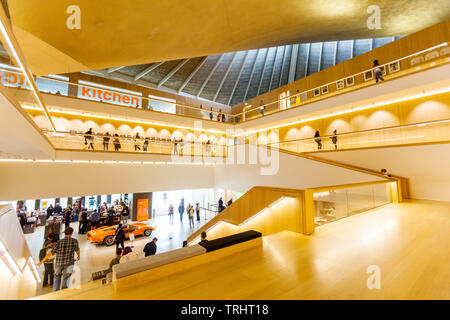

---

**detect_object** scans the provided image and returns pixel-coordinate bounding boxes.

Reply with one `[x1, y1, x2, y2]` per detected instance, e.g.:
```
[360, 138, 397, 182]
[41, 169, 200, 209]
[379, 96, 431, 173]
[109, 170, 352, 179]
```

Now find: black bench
[198, 230, 262, 252]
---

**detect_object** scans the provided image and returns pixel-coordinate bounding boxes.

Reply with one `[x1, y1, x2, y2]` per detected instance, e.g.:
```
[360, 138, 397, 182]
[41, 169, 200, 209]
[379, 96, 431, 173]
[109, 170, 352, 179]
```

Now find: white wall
[0, 85, 54, 160]
[311, 143, 450, 202]
[0, 145, 388, 201]
[0, 162, 216, 201]
[0, 205, 38, 299]
[214, 145, 386, 193]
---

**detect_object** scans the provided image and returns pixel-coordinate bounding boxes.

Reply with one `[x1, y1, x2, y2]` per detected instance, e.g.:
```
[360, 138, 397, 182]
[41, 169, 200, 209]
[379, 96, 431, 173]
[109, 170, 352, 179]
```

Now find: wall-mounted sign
[136, 199, 149, 221]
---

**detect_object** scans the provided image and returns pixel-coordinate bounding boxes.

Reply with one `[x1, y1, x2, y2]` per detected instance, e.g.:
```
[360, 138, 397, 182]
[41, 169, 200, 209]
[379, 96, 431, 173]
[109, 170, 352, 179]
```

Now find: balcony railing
[238, 42, 450, 122]
[0, 67, 237, 123]
[43, 130, 227, 157]
[264, 119, 450, 153]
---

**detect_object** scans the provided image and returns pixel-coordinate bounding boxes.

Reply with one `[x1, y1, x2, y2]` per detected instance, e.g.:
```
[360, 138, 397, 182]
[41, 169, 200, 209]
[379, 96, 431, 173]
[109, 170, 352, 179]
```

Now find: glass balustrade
[313, 182, 392, 226]
[238, 42, 450, 122]
[270, 119, 450, 153]
[43, 130, 227, 157]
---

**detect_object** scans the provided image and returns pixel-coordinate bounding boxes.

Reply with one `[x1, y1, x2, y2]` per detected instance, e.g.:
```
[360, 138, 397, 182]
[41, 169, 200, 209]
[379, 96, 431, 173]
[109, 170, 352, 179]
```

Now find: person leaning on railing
[113, 134, 121, 151]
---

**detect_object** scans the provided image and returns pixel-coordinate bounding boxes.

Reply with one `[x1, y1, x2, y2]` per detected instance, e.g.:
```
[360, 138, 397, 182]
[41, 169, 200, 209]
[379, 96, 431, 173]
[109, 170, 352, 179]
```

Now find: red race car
[87, 223, 155, 246]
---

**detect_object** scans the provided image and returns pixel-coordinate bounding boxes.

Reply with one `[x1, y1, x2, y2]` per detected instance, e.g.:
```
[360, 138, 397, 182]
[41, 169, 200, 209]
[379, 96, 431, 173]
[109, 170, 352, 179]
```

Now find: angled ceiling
[5, 0, 450, 76]
[88, 37, 400, 106]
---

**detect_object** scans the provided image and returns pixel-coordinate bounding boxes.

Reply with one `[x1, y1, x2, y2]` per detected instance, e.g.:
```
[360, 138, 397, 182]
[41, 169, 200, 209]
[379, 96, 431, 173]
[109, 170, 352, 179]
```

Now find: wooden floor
[35, 200, 450, 300]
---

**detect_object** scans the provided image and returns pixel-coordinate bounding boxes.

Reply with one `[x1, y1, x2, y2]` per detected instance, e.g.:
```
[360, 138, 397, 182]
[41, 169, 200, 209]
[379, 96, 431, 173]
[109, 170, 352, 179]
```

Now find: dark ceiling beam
[134, 61, 165, 81]
[158, 58, 189, 87]
[268, 46, 280, 91]
[278, 45, 287, 87]
[288, 44, 299, 83]
[196, 54, 223, 97]
[227, 51, 249, 106]
[256, 48, 270, 96]
[243, 49, 260, 102]
[107, 66, 125, 73]
[178, 56, 207, 93]
[213, 52, 237, 102]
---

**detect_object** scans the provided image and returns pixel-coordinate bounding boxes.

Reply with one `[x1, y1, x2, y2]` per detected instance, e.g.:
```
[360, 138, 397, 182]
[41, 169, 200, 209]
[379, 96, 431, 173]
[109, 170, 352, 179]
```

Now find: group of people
[313, 130, 338, 150]
[209, 108, 227, 122]
[218, 197, 232, 213]
[171, 201, 201, 229]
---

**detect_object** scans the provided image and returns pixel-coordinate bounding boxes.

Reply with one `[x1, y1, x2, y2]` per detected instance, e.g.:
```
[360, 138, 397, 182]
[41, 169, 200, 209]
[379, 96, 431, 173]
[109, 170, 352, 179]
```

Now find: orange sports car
[87, 223, 155, 246]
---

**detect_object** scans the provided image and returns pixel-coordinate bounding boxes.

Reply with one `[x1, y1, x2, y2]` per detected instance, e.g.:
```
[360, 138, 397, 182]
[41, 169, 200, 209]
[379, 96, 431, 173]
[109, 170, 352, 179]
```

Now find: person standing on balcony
[330, 130, 338, 150]
[209, 107, 214, 120]
[373, 60, 385, 83]
[143, 137, 149, 152]
[221, 113, 226, 122]
[260, 101, 265, 116]
[103, 132, 110, 151]
[173, 139, 179, 155]
[113, 134, 121, 151]
[85, 128, 95, 150]
[134, 132, 142, 151]
[217, 110, 222, 121]
[314, 131, 322, 150]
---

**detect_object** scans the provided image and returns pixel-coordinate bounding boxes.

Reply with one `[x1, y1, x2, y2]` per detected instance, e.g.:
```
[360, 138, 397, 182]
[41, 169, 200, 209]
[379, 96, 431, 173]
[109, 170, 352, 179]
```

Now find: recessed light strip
[0, 7, 56, 132]
[21, 105, 226, 135]
[234, 87, 450, 137]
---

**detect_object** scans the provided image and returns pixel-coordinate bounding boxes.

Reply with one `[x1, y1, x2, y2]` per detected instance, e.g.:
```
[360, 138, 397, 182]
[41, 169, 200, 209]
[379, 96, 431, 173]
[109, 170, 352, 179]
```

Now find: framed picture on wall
[301, 92, 308, 101]
[313, 88, 321, 96]
[321, 85, 329, 94]
[388, 61, 401, 73]
[345, 76, 355, 86]
[364, 70, 374, 81]
[336, 80, 345, 90]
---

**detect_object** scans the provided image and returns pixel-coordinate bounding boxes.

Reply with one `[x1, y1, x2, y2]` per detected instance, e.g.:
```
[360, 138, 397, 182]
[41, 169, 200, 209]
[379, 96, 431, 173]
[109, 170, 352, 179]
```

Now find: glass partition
[42, 130, 227, 157]
[274, 119, 450, 153]
[313, 182, 391, 226]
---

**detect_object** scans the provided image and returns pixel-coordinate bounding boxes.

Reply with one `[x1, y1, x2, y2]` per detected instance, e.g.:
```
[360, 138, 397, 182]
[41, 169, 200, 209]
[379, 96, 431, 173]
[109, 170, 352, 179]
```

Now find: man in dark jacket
[46, 204, 54, 219]
[178, 202, 184, 222]
[53, 203, 62, 215]
[143, 238, 158, 257]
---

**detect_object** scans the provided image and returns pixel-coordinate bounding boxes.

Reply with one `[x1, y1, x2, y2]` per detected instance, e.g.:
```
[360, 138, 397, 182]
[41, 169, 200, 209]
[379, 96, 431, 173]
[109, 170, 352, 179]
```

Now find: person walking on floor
[63, 207, 72, 230]
[115, 223, 126, 250]
[46, 204, 54, 219]
[107, 206, 115, 226]
[109, 248, 122, 269]
[330, 130, 338, 150]
[195, 203, 200, 222]
[37, 227, 80, 292]
[314, 131, 322, 150]
[103, 132, 110, 151]
[169, 204, 174, 224]
[143, 237, 158, 257]
[188, 205, 195, 228]
[178, 201, 185, 223]
[78, 209, 88, 234]
[373, 60, 385, 83]
[90, 209, 99, 230]
[38, 234, 57, 287]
